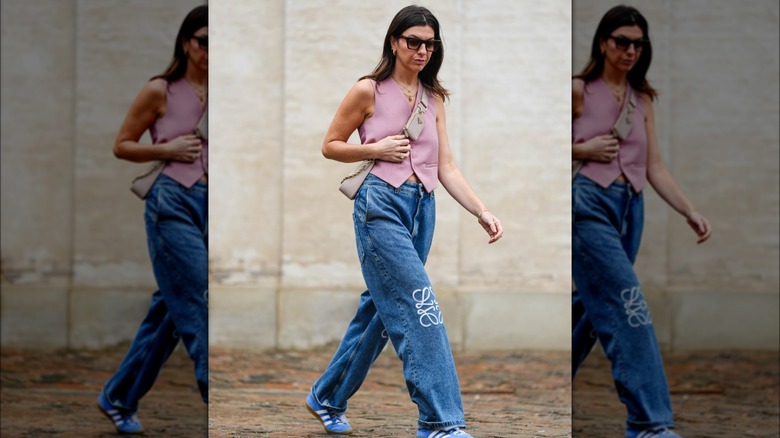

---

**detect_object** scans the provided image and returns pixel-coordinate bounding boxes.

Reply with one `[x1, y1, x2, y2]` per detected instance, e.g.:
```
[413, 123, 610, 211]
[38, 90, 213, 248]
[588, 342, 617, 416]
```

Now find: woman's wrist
[364, 143, 379, 161]
[572, 142, 587, 161]
[155, 142, 171, 161]
[475, 208, 489, 222]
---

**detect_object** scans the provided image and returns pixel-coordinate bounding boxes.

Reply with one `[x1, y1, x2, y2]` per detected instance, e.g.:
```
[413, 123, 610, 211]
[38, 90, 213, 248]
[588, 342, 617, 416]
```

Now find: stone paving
[209, 347, 572, 437]
[3, 346, 777, 437]
[573, 349, 780, 438]
[1, 346, 206, 437]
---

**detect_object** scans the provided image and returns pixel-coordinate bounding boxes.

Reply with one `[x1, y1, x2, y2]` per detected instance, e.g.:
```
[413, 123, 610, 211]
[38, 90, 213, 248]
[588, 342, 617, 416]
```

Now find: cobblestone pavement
[209, 348, 571, 437]
[1, 346, 206, 437]
[573, 349, 780, 438]
[4, 347, 775, 437]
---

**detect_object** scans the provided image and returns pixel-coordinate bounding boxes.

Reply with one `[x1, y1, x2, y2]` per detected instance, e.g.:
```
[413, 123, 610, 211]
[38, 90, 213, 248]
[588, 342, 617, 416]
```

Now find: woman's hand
[685, 211, 711, 244]
[478, 210, 503, 244]
[373, 134, 411, 163]
[165, 134, 203, 163]
[575, 135, 619, 162]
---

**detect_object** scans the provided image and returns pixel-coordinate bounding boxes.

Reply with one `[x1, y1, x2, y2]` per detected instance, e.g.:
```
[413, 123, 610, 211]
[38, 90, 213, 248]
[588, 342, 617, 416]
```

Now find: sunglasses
[398, 35, 441, 52]
[608, 35, 647, 51]
[191, 35, 208, 51]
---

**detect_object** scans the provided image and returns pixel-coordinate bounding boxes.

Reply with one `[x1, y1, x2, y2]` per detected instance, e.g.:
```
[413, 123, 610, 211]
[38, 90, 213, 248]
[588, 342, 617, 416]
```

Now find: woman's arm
[322, 79, 410, 164]
[114, 78, 202, 163]
[572, 78, 619, 162]
[435, 95, 503, 244]
[644, 94, 712, 243]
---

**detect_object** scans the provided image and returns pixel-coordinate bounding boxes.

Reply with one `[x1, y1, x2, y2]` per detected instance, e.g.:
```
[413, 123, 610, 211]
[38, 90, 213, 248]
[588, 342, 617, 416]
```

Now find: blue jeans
[102, 174, 208, 412]
[311, 174, 465, 429]
[571, 174, 673, 430]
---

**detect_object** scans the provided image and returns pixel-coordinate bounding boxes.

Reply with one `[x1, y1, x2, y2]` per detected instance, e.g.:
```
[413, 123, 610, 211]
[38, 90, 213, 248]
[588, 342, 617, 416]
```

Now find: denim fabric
[571, 174, 673, 430]
[312, 174, 465, 429]
[102, 174, 208, 412]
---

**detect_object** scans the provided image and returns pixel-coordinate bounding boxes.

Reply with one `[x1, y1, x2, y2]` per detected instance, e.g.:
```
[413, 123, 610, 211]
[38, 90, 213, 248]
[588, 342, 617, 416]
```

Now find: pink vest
[151, 78, 207, 188]
[573, 79, 647, 191]
[361, 79, 439, 192]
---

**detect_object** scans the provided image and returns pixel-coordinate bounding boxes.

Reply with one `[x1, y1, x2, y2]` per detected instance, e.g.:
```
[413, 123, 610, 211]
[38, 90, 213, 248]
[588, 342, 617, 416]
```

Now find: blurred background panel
[574, 0, 779, 350]
[1, 0, 203, 348]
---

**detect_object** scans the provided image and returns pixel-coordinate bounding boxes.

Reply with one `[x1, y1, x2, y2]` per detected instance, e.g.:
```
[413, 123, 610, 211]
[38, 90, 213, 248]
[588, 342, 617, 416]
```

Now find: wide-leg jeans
[102, 174, 208, 412]
[312, 174, 465, 429]
[572, 174, 673, 430]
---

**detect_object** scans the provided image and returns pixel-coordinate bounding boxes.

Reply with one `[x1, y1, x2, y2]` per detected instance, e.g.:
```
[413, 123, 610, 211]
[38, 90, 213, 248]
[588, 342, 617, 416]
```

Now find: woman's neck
[184, 66, 207, 87]
[390, 68, 418, 89]
[601, 64, 627, 87]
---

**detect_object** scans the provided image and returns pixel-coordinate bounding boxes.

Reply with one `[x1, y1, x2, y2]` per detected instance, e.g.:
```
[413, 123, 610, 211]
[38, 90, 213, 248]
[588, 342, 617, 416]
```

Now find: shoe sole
[97, 401, 145, 435]
[305, 402, 353, 435]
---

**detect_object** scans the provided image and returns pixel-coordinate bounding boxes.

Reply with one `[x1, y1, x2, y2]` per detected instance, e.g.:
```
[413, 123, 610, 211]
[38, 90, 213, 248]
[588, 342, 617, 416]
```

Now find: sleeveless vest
[574, 79, 647, 191]
[360, 78, 439, 192]
[151, 78, 207, 188]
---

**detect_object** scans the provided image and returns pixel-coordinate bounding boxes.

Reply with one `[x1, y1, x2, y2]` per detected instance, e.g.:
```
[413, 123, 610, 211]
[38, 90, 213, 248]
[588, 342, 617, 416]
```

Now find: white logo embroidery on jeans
[621, 286, 652, 327]
[412, 286, 442, 327]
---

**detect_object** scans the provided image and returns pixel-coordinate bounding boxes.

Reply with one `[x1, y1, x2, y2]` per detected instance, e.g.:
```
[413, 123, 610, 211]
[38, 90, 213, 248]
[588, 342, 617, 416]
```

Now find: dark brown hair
[575, 5, 657, 100]
[360, 5, 449, 100]
[152, 5, 208, 82]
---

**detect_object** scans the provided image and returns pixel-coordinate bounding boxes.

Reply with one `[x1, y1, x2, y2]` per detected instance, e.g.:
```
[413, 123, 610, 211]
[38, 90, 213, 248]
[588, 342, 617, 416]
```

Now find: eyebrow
[402, 34, 435, 40]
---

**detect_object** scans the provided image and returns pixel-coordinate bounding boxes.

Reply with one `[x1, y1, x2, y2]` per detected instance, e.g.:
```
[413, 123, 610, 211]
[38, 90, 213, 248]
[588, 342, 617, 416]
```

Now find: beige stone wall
[1, 0, 203, 348]
[209, 0, 573, 350]
[7, 0, 774, 351]
[573, 0, 780, 349]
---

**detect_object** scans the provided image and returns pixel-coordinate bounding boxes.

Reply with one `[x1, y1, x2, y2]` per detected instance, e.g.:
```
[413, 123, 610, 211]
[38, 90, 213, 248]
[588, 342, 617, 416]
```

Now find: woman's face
[391, 25, 437, 74]
[600, 25, 644, 73]
[184, 26, 208, 72]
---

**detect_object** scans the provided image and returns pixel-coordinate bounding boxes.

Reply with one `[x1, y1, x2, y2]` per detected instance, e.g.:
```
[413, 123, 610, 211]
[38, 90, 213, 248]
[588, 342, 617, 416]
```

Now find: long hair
[360, 5, 449, 100]
[152, 5, 208, 82]
[575, 5, 657, 99]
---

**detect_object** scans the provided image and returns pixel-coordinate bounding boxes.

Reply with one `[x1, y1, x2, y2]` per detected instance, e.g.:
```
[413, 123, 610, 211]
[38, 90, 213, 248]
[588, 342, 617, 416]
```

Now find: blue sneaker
[97, 393, 144, 434]
[417, 427, 473, 438]
[305, 393, 352, 435]
[626, 427, 681, 438]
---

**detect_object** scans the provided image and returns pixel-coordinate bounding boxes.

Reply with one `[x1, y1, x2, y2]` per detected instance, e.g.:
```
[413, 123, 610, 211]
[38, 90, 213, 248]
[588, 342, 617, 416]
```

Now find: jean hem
[626, 420, 675, 430]
[310, 388, 348, 415]
[101, 387, 138, 415]
[418, 419, 466, 429]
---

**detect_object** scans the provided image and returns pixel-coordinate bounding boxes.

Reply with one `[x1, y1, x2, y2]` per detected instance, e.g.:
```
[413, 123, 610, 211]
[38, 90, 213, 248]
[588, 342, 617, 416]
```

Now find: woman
[307, 5, 502, 438]
[572, 6, 711, 438]
[97, 6, 208, 434]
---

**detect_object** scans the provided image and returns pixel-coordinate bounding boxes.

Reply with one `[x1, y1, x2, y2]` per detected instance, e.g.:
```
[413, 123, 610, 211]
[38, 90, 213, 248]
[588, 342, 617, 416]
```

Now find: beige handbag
[339, 87, 429, 200]
[573, 89, 636, 178]
[130, 106, 208, 199]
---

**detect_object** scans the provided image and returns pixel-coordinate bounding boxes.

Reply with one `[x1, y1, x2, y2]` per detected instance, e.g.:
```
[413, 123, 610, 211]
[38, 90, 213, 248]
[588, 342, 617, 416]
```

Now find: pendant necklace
[398, 82, 418, 102]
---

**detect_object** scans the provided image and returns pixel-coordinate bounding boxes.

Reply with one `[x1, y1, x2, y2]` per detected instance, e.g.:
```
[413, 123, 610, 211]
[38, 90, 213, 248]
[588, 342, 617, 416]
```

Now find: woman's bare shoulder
[352, 78, 375, 99]
[572, 78, 585, 98]
[144, 78, 168, 98]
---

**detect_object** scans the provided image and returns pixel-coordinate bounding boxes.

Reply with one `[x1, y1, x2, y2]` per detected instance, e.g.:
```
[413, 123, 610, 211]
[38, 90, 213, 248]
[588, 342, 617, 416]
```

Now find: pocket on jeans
[353, 220, 366, 264]
[572, 183, 600, 221]
[365, 185, 392, 222]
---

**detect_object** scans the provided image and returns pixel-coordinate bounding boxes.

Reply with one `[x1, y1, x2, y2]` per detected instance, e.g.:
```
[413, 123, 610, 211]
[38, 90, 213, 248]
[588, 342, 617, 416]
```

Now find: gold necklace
[187, 80, 207, 103]
[397, 82, 418, 102]
[603, 80, 626, 104]
[193, 86, 207, 103]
